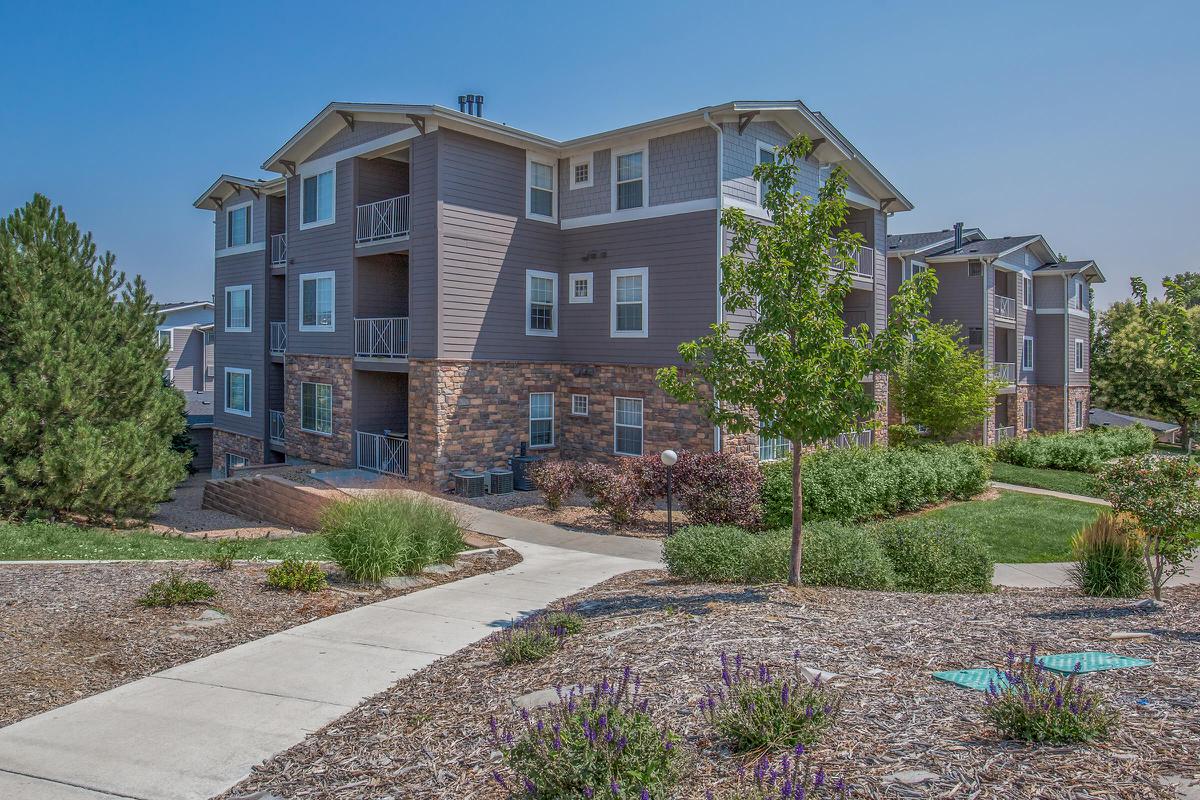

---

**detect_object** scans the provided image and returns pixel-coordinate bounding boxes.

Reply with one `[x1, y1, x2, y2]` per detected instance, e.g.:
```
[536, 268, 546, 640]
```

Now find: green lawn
[0, 521, 330, 562]
[920, 490, 1104, 563]
[990, 462, 1099, 498]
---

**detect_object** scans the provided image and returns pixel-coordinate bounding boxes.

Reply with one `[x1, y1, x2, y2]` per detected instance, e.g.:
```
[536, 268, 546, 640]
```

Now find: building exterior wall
[212, 429, 265, 476]
[284, 354, 354, 466]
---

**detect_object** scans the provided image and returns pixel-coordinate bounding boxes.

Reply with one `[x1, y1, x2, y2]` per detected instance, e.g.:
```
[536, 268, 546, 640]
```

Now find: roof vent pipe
[953, 221, 964, 252]
[458, 95, 467, 113]
[475, 94, 484, 117]
[465, 95, 475, 116]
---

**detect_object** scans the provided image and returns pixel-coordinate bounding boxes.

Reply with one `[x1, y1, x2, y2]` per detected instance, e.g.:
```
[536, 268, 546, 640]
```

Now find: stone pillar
[284, 354, 354, 466]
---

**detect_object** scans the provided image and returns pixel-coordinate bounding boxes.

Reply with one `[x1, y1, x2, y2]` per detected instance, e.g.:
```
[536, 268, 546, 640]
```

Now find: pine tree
[0, 194, 188, 520]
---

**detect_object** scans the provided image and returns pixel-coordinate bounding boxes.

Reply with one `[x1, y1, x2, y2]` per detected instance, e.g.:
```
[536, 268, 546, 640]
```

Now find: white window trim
[1074, 399, 1085, 430]
[571, 393, 589, 416]
[1024, 400, 1035, 431]
[299, 165, 336, 231]
[904, 260, 928, 281]
[610, 267, 649, 338]
[223, 367, 252, 417]
[158, 328, 174, 348]
[525, 269, 558, 337]
[1022, 336, 1035, 371]
[568, 271, 593, 304]
[164, 367, 174, 384]
[1022, 273, 1034, 309]
[613, 396, 644, 457]
[569, 154, 593, 190]
[754, 140, 775, 207]
[610, 143, 649, 214]
[298, 271, 336, 332]
[525, 152, 558, 223]
[1074, 338, 1085, 372]
[225, 201, 253, 248]
[529, 392, 555, 449]
[224, 284, 252, 333]
[299, 381, 333, 436]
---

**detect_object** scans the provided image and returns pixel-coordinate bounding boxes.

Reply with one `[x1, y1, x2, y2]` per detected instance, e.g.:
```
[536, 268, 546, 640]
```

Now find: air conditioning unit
[486, 468, 514, 495]
[453, 470, 486, 499]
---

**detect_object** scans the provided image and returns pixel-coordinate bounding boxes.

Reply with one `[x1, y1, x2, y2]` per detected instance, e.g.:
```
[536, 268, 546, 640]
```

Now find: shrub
[673, 450, 763, 528]
[995, 425, 1155, 472]
[491, 668, 685, 799]
[1068, 513, 1148, 598]
[529, 460, 578, 512]
[800, 523, 895, 590]
[576, 462, 650, 529]
[542, 608, 585, 636]
[139, 571, 217, 607]
[496, 620, 564, 665]
[761, 443, 990, 528]
[874, 519, 994, 593]
[984, 646, 1116, 744]
[701, 652, 842, 754]
[206, 538, 242, 570]
[266, 559, 328, 592]
[711, 750, 848, 799]
[321, 494, 464, 582]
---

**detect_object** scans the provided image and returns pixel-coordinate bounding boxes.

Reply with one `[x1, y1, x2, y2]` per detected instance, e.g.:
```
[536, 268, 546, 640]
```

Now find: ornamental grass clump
[1068, 513, 1148, 598]
[984, 646, 1116, 745]
[321, 494, 464, 582]
[491, 668, 685, 799]
[701, 652, 842, 755]
[709, 748, 849, 799]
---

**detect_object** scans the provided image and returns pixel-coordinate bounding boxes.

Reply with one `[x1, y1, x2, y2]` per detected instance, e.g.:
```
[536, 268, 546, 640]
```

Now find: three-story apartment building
[887, 224, 1103, 443]
[195, 99, 912, 483]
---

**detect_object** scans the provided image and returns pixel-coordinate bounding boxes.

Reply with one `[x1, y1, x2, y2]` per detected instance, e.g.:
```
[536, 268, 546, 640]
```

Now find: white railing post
[270, 322, 287, 354]
[356, 431, 408, 477]
[355, 195, 411, 243]
[269, 410, 285, 442]
[354, 317, 409, 358]
[271, 233, 287, 265]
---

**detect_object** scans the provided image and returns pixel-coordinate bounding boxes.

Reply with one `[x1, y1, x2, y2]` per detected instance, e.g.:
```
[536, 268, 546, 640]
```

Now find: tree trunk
[1145, 536, 1163, 602]
[1182, 419, 1192, 454]
[789, 441, 804, 587]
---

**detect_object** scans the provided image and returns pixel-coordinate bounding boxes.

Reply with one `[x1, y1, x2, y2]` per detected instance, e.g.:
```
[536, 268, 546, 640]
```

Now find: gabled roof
[935, 235, 1042, 258]
[886, 227, 986, 256]
[1034, 259, 1105, 282]
[158, 300, 213, 313]
[193, 174, 286, 211]
[1090, 408, 1178, 433]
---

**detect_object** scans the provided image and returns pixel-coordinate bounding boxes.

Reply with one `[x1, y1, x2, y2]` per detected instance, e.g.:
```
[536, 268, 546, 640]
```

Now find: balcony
[356, 195, 410, 244]
[831, 245, 874, 279]
[269, 410, 285, 443]
[993, 294, 1016, 320]
[357, 430, 408, 477]
[270, 321, 287, 354]
[355, 317, 409, 359]
[993, 362, 1016, 384]
[270, 233, 287, 266]
[830, 429, 874, 449]
[995, 425, 1016, 442]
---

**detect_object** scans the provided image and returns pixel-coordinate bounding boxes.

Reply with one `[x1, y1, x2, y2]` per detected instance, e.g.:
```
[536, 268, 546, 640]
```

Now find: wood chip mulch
[0, 547, 520, 728]
[222, 573, 1198, 800]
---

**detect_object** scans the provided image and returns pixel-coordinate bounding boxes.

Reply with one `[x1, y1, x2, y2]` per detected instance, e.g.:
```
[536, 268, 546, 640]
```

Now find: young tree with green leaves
[893, 321, 1002, 440]
[657, 137, 937, 586]
[0, 194, 188, 521]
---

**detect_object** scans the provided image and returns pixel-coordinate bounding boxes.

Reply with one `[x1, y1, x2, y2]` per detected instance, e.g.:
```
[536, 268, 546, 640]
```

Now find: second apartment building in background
[195, 99, 913, 484]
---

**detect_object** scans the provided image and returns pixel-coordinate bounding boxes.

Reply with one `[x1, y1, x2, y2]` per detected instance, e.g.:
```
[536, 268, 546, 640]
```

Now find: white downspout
[1063, 274, 1070, 432]
[704, 111, 724, 452]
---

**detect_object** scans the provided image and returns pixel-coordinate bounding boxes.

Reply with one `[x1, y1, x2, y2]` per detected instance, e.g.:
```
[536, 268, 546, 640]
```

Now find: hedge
[994, 425, 1155, 472]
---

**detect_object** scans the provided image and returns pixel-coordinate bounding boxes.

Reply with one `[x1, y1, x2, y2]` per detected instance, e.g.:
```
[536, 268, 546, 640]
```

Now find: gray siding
[648, 127, 718, 206]
[356, 157, 409, 206]
[188, 427, 213, 471]
[1068, 313, 1090, 386]
[1035, 273, 1066, 308]
[559, 148, 610, 219]
[167, 327, 209, 392]
[309, 121, 414, 161]
[213, 249, 267, 440]
[352, 372, 408, 434]
[1034, 312, 1066, 384]
[408, 133, 440, 358]
[928, 260, 984, 333]
[213, 187, 267, 251]
[721, 120, 819, 205]
[356, 255, 408, 318]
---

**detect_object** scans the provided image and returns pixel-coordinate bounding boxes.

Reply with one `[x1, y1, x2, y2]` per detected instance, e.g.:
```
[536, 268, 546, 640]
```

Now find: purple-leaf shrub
[530, 460, 579, 512]
[706, 748, 850, 799]
[672, 451, 763, 529]
[577, 462, 651, 530]
[983, 645, 1115, 744]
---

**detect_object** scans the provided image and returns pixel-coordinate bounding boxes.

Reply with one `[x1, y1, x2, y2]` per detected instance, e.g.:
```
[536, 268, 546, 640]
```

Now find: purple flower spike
[813, 766, 825, 787]
[641, 790, 651, 800]
[491, 770, 509, 790]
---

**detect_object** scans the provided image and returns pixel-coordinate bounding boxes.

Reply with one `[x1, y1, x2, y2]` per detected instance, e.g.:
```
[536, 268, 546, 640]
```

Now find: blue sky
[1, 0, 1195, 308]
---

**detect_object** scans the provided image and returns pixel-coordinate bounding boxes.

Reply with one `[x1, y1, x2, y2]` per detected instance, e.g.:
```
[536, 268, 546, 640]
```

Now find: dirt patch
[0, 547, 519, 727]
[223, 575, 1198, 800]
[151, 473, 302, 540]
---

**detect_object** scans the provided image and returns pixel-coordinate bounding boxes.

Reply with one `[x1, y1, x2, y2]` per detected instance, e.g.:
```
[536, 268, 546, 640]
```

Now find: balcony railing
[270, 321, 287, 354]
[270, 233, 287, 265]
[357, 430, 408, 477]
[993, 361, 1016, 384]
[994, 294, 1016, 320]
[269, 410, 285, 443]
[356, 195, 411, 243]
[355, 317, 409, 358]
[830, 429, 874, 449]
[995, 425, 1016, 442]
[831, 245, 875, 278]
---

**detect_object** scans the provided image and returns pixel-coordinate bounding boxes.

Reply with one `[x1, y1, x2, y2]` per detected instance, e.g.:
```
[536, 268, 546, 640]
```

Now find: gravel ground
[464, 489, 689, 539]
[224, 574, 1198, 800]
[0, 547, 519, 727]
[151, 473, 300, 539]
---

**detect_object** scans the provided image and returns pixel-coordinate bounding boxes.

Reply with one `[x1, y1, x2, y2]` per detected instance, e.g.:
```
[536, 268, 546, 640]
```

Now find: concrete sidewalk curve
[0, 538, 658, 800]
[989, 481, 1111, 506]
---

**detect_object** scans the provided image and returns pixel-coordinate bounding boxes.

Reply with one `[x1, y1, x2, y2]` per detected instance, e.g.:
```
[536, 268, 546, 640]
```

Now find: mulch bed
[0, 547, 519, 727]
[223, 573, 1198, 799]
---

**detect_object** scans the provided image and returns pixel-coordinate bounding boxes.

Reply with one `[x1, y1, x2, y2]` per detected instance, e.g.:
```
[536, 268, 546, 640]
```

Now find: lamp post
[661, 449, 678, 537]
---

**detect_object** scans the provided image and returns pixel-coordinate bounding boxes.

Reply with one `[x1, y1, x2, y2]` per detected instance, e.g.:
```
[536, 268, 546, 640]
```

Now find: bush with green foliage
[711, 751, 848, 799]
[491, 668, 684, 799]
[995, 425, 1155, 472]
[761, 443, 991, 529]
[701, 652, 842, 753]
[321, 495, 464, 582]
[1068, 513, 1148, 597]
[984, 646, 1116, 744]
[495, 608, 585, 665]
[266, 559, 328, 592]
[138, 571, 217, 607]
[874, 519, 994, 593]
[206, 538, 242, 570]
[576, 462, 649, 530]
[529, 459, 578, 512]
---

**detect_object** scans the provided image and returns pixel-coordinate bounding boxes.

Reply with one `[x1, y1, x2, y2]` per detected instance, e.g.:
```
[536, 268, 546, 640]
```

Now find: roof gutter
[704, 110, 724, 453]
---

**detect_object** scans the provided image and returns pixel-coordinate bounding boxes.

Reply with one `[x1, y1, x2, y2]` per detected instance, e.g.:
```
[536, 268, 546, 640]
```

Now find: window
[756, 141, 776, 206]
[527, 155, 556, 220]
[224, 368, 251, 416]
[1074, 279, 1087, 310]
[1023, 274, 1034, 308]
[1022, 336, 1035, 371]
[611, 267, 648, 337]
[225, 453, 248, 473]
[758, 426, 792, 462]
[299, 272, 335, 331]
[226, 203, 252, 248]
[300, 382, 333, 435]
[158, 329, 172, 348]
[905, 261, 928, 281]
[570, 155, 593, 189]
[571, 394, 589, 416]
[225, 285, 251, 332]
[967, 327, 983, 348]
[568, 272, 593, 304]
[614, 397, 643, 456]
[206, 364, 214, 379]
[525, 270, 558, 336]
[1023, 400, 1034, 431]
[968, 260, 983, 277]
[163, 367, 174, 384]
[529, 392, 554, 448]
[1074, 339, 1085, 372]
[301, 168, 334, 228]
[613, 147, 646, 211]
[1074, 399, 1084, 430]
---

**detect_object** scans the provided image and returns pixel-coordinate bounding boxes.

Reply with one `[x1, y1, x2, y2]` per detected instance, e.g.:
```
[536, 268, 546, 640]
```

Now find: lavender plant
[984, 646, 1116, 744]
[701, 653, 843, 755]
[496, 618, 566, 666]
[707, 747, 850, 799]
[490, 668, 685, 799]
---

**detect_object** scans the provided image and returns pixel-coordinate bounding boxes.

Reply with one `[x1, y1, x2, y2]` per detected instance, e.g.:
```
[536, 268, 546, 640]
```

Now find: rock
[1110, 630, 1155, 640]
[1134, 598, 1165, 611]
[886, 770, 940, 786]
[799, 666, 842, 685]
[381, 575, 433, 590]
[175, 609, 230, 629]
[1163, 775, 1200, 800]
[511, 687, 561, 711]
[423, 563, 458, 575]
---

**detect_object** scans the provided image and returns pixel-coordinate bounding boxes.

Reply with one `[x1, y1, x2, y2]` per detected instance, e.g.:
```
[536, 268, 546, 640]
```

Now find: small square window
[968, 260, 983, 277]
[570, 155, 593, 189]
[571, 394, 589, 416]
[568, 272, 593, 304]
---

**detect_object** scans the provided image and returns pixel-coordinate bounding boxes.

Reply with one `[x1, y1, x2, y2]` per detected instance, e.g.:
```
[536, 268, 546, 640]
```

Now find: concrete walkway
[994, 556, 1200, 589]
[0, 538, 658, 800]
[990, 480, 1111, 506]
